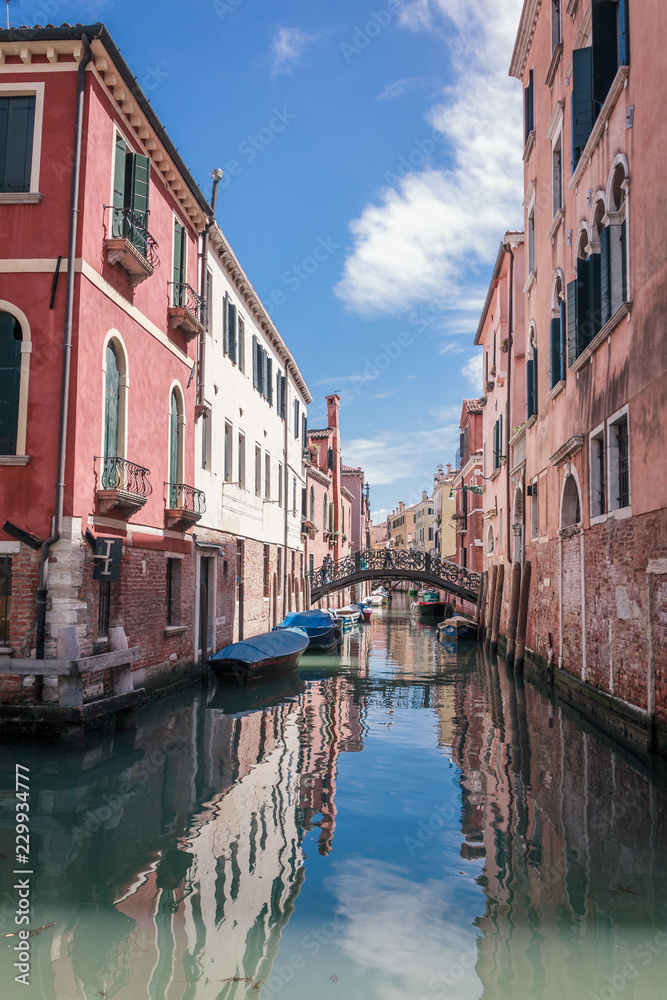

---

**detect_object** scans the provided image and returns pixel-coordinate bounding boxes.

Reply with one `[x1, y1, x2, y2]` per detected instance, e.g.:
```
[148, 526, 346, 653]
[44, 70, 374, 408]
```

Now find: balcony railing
[96, 456, 152, 517]
[168, 282, 206, 340]
[165, 482, 206, 525]
[106, 207, 159, 285]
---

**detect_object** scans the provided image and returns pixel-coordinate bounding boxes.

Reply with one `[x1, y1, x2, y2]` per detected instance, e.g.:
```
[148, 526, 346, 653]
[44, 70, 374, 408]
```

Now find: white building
[194, 222, 312, 648]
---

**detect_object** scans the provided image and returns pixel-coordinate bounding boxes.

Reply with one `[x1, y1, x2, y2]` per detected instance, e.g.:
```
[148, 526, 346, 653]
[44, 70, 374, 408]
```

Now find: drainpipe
[503, 242, 515, 565]
[36, 34, 93, 660]
[197, 169, 222, 412]
[283, 362, 290, 619]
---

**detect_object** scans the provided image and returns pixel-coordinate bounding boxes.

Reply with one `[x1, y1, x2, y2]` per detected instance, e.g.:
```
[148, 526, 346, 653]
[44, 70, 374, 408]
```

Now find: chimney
[422, 490, 428, 502]
[446, 463, 452, 474]
[326, 394, 340, 431]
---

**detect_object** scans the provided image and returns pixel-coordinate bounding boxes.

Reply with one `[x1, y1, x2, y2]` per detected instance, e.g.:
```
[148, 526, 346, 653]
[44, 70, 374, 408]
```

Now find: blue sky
[22, 0, 525, 520]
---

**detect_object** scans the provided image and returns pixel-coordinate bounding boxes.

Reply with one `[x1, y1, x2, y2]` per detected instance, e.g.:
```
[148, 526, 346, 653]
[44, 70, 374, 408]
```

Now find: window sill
[569, 65, 630, 191]
[164, 625, 187, 637]
[547, 380, 565, 401]
[489, 466, 503, 482]
[522, 130, 536, 163]
[571, 301, 632, 373]
[546, 208, 564, 242]
[523, 270, 537, 294]
[0, 455, 30, 466]
[526, 414, 537, 429]
[0, 192, 43, 205]
[545, 42, 563, 87]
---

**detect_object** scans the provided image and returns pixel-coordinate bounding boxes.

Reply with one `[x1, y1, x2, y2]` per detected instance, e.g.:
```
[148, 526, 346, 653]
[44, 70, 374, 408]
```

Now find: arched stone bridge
[307, 548, 481, 605]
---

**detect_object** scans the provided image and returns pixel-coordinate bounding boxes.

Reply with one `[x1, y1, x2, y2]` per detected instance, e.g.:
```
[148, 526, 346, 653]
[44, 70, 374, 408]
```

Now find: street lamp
[449, 485, 483, 498]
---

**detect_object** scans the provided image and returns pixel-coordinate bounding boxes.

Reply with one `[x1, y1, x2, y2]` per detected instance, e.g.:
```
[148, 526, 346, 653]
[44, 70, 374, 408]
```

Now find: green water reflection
[1, 599, 666, 999]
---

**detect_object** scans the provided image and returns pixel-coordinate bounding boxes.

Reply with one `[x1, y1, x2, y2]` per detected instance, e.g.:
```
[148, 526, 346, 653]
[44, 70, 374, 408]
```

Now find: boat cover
[276, 610, 335, 630]
[210, 628, 309, 664]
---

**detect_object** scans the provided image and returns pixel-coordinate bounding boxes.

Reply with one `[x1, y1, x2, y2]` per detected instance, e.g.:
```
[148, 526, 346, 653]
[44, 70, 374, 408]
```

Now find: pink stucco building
[503, 0, 667, 750]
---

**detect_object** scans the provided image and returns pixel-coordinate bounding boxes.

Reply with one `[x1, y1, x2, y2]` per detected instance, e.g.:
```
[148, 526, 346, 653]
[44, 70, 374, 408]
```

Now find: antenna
[6, 0, 20, 30]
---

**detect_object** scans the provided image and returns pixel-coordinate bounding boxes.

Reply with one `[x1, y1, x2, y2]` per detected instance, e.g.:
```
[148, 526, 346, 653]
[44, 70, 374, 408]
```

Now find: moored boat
[411, 590, 448, 619]
[208, 628, 309, 685]
[358, 602, 372, 622]
[275, 609, 341, 651]
[329, 605, 361, 624]
[437, 616, 478, 641]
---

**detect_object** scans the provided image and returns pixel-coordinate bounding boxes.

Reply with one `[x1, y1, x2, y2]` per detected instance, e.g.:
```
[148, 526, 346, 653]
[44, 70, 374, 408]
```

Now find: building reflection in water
[451, 646, 667, 1000]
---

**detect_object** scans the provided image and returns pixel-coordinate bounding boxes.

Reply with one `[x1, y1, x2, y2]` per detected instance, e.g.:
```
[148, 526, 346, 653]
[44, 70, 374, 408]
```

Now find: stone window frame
[588, 420, 606, 523]
[0, 300, 32, 463]
[559, 464, 583, 531]
[607, 403, 631, 516]
[0, 81, 45, 203]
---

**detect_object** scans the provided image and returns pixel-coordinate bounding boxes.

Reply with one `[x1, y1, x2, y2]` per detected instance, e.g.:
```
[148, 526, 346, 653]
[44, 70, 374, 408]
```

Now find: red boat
[411, 590, 448, 619]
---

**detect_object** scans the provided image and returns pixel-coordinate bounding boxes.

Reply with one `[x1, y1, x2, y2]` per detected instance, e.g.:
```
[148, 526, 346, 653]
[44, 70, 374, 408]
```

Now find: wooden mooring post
[514, 561, 532, 675]
[490, 564, 504, 655]
[505, 561, 522, 667]
[485, 565, 498, 645]
[475, 571, 487, 635]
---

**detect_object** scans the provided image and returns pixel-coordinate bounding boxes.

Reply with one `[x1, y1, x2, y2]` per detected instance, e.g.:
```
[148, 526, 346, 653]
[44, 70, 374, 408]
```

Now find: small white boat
[328, 605, 361, 624]
[367, 594, 385, 606]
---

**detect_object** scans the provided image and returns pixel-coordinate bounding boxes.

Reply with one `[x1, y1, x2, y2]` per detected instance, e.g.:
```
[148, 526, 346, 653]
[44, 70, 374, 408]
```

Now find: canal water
[1, 598, 667, 999]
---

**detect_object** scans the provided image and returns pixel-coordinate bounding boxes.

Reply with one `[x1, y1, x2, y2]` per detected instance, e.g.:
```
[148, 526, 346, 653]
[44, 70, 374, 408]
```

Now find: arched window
[104, 342, 120, 461]
[512, 486, 524, 565]
[487, 524, 494, 553]
[168, 387, 184, 506]
[561, 473, 581, 528]
[549, 274, 566, 389]
[323, 491, 328, 532]
[526, 324, 537, 419]
[605, 159, 629, 315]
[309, 486, 315, 523]
[0, 311, 22, 455]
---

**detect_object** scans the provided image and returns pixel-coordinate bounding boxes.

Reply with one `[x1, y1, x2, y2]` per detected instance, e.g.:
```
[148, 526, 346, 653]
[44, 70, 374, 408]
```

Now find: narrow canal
[2, 599, 667, 1000]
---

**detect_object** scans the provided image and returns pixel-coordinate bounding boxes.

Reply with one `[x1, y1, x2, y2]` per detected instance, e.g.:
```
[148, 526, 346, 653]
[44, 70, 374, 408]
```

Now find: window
[551, 0, 562, 51]
[255, 445, 262, 497]
[342, 504, 345, 534]
[0, 556, 10, 645]
[567, 238, 602, 365]
[112, 134, 151, 255]
[530, 480, 538, 539]
[166, 558, 181, 625]
[309, 486, 315, 522]
[294, 399, 300, 439]
[527, 204, 536, 275]
[524, 68, 534, 145]
[252, 336, 272, 403]
[292, 477, 297, 516]
[302, 487, 308, 521]
[323, 492, 328, 531]
[602, 162, 629, 321]
[0, 311, 23, 455]
[224, 421, 233, 482]
[526, 329, 537, 418]
[590, 428, 606, 517]
[168, 388, 184, 502]
[592, 0, 629, 111]
[302, 413, 307, 448]
[238, 317, 245, 373]
[278, 462, 283, 507]
[224, 293, 237, 362]
[238, 432, 245, 489]
[492, 416, 503, 470]
[552, 132, 563, 217]
[0, 95, 35, 193]
[172, 218, 186, 304]
[428, 527, 434, 542]
[328, 447, 334, 472]
[276, 370, 286, 419]
[561, 474, 581, 528]
[329, 502, 334, 533]
[265, 453, 271, 500]
[487, 525, 494, 553]
[200, 411, 210, 470]
[608, 412, 630, 510]
[549, 278, 566, 389]
[309, 553, 314, 578]
[263, 545, 270, 598]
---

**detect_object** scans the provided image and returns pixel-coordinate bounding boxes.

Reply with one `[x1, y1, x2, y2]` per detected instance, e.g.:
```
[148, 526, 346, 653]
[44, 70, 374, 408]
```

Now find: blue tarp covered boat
[208, 628, 309, 684]
[437, 616, 478, 641]
[275, 609, 341, 652]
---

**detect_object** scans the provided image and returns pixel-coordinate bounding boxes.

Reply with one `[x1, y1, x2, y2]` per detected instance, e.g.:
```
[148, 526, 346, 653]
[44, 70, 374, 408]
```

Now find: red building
[0, 25, 211, 698]
[452, 400, 485, 609]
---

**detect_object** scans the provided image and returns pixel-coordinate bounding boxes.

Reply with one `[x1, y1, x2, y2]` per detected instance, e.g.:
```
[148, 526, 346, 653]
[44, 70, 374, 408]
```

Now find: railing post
[355, 551, 361, 572]
[57, 627, 83, 708]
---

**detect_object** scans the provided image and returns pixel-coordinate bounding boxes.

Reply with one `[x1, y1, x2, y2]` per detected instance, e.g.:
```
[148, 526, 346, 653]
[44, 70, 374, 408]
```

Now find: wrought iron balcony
[164, 482, 206, 526]
[105, 207, 159, 286]
[96, 456, 152, 517]
[168, 282, 206, 341]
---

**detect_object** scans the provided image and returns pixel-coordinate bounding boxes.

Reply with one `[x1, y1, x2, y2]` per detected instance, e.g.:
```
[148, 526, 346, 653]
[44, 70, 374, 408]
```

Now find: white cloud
[270, 26, 318, 75]
[343, 418, 460, 487]
[335, 0, 524, 317]
[439, 341, 463, 355]
[461, 353, 483, 392]
[377, 77, 424, 101]
[371, 508, 390, 522]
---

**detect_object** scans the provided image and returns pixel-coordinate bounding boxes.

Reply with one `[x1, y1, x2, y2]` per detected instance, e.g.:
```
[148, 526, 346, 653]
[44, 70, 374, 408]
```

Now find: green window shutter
[620, 219, 628, 302]
[0, 96, 35, 193]
[279, 372, 286, 418]
[328, 446, 334, 471]
[619, 0, 630, 65]
[223, 292, 229, 355]
[0, 312, 22, 455]
[499, 414, 502, 460]
[549, 318, 561, 390]
[592, 0, 619, 107]
[252, 335, 258, 389]
[266, 356, 273, 405]
[567, 279, 578, 366]
[257, 345, 264, 395]
[524, 69, 534, 144]
[588, 253, 602, 340]
[576, 258, 592, 353]
[571, 47, 594, 172]
[559, 298, 567, 382]
[600, 226, 612, 325]
[169, 391, 179, 487]
[112, 135, 127, 237]
[294, 399, 300, 438]
[125, 152, 150, 254]
[104, 343, 119, 461]
[301, 487, 307, 519]
[302, 413, 307, 447]
[173, 221, 185, 302]
[526, 358, 536, 420]
[229, 304, 237, 363]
